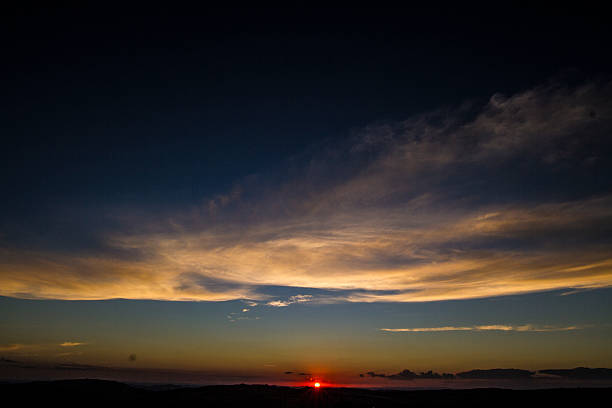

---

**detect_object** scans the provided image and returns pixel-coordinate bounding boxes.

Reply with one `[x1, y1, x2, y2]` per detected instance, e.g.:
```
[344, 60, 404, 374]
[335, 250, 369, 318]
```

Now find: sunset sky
[2, 6, 612, 386]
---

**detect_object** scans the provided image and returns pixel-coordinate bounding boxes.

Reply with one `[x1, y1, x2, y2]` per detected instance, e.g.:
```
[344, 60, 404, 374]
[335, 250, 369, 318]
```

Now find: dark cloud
[365, 371, 389, 378]
[363, 370, 454, 380]
[283, 371, 311, 376]
[55, 363, 104, 371]
[456, 369, 534, 379]
[539, 367, 612, 379]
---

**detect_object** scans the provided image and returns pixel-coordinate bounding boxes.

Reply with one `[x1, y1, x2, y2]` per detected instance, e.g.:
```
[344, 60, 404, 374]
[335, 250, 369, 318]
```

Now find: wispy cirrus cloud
[0, 80, 611, 303]
[380, 325, 581, 332]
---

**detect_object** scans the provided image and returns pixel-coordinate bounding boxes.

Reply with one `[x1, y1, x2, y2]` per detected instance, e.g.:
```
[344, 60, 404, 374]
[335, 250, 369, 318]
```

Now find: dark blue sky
[5, 6, 611, 208]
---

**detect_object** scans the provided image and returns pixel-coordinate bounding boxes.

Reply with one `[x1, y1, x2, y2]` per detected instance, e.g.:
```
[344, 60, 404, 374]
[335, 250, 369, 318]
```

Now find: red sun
[314, 382, 321, 388]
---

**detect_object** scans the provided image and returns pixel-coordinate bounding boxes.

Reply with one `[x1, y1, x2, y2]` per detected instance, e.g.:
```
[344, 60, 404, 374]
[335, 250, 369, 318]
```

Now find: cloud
[283, 371, 312, 376]
[380, 325, 580, 332]
[266, 301, 288, 307]
[1, 80, 611, 302]
[365, 371, 390, 378]
[55, 363, 101, 370]
[456, 369, 535, 379]
[226, 310, 261, 322]
[266, 294, 313, 307]
[539, 367, 612, 379]
[59, 342, 86, 347]
[381, 327, 473, 332]
[0, 357, 19, 364]
[57, 351, 84, 357]
[0, 344, 24, 352]
[363, 369, 455, 380]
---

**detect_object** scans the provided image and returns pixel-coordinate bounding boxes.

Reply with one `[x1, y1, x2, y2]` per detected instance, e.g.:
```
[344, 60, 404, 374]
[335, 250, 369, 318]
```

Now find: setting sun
[314, 382, 321, 388]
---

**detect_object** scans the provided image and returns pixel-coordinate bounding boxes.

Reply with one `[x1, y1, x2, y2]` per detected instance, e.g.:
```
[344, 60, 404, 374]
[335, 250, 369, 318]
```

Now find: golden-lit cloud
[0, 81, 611, 303]
[2, 197, 610, 303]
[59, 342, 86, 347]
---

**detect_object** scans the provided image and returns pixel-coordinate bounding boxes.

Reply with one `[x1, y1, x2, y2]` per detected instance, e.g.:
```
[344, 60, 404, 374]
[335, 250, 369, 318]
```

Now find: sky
[2, 6, 612, 386]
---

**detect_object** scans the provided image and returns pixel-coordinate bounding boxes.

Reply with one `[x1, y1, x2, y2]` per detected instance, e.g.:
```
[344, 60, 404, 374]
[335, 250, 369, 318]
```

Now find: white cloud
[267, 295, 313, 307]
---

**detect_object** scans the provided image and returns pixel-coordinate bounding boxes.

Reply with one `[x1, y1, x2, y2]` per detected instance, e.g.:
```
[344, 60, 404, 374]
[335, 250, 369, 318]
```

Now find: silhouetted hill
[1, 379, 611, 407]
[539, 367, 612, 379]
[0, 379, 145, 402]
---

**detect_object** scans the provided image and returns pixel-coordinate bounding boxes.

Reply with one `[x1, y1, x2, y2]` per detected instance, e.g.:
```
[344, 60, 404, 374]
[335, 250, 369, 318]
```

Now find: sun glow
[314, 382, 321, 388]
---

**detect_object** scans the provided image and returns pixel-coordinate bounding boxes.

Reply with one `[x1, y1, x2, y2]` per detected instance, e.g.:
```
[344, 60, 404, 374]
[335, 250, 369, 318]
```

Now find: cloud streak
[0, 344, 24, 352]
[59, 342, 86, 347]
[1, 80, 611, 302]
[380, 325, 581, 332]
